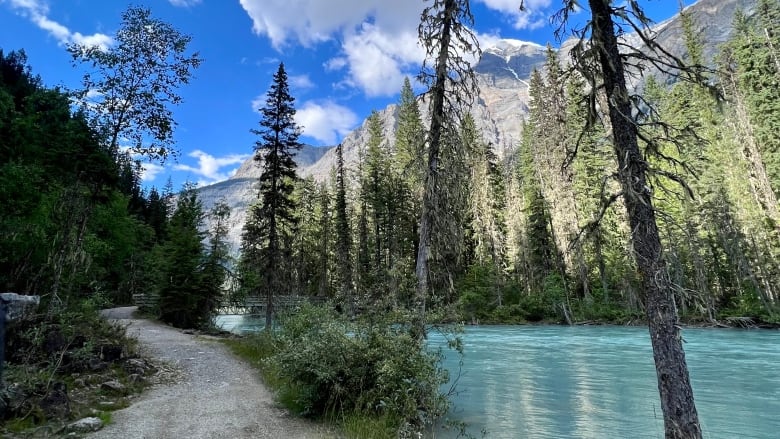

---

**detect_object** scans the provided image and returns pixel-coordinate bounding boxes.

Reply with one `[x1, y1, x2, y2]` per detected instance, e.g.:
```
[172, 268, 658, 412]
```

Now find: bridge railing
[219, 295, 328, 315]
[132, 292, 328, 315]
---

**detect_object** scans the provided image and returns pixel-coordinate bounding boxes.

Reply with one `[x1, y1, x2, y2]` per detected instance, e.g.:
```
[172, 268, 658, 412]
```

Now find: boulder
[100, 380, 125, 394]
[128, 373, 146, 384]
[88, 357, 108, 372]
[0, 293, 40, 322]
[65, 417, 104, 433]
[123, 358, 150, 375]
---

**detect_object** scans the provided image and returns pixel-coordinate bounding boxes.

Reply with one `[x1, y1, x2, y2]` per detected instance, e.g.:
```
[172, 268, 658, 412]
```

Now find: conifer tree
[390, 78, 426, 303]
[157, 185, 209, 329]
[334, 143, 354, 302]
[518, 123, 557, 297]
[528, 49, 588, 299]
[415, 0, 480, 338]
[395, 77, 426, 188]
[200, 199, 232, 321]
[240, 63, 302, 329]
[362, 111, 389, 284]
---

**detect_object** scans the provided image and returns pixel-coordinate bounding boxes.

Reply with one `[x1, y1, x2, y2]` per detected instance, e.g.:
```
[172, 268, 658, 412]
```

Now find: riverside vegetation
[3, 1, 780, 438]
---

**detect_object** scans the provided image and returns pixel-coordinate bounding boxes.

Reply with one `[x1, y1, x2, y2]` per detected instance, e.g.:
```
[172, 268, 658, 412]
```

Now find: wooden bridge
[219, 295, 327, 315]
[132, 292, 327, 315]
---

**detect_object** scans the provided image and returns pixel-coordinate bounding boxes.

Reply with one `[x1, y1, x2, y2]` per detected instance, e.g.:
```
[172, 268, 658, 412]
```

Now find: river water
[430, 325, 780, 439]
[216, 316, 779, 438]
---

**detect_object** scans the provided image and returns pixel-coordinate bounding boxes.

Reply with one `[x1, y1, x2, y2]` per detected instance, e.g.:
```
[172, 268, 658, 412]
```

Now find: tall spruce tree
[240, 63, 302, 329]
[415, 0, 480, 338]
[333, 143, 354, 304]
[157, 185, 208, 329]
[391, 78, 426, 304]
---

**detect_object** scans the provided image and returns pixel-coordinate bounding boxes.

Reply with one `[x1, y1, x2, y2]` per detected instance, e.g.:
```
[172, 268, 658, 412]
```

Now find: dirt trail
[92, 306, 331, 439]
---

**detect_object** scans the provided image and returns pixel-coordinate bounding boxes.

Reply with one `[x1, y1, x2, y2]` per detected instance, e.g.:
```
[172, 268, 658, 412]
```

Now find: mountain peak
[484, 39, 546, 58]
[475, 39, 548, 85]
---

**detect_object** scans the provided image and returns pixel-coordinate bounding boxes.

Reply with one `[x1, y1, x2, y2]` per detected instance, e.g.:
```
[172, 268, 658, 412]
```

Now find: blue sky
[0, 0, 692, 189]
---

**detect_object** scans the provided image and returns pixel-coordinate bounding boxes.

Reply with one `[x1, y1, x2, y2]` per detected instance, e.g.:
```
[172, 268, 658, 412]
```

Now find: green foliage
[333, 142, 355, 300]
[456, 264, 497, 321]
[268, 304, 450, 433]
[3, 300, 141, 430]
[240, 62, 303, 328]
[155, 186, 221, 329]
[0, 48, 154, 306]
[222, 332, 280, 384]
[69, 6, 202, 161]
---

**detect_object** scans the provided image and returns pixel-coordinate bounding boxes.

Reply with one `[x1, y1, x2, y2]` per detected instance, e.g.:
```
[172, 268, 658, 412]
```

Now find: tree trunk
[588, 1, 702, 437]
[414, 0, 455, 340]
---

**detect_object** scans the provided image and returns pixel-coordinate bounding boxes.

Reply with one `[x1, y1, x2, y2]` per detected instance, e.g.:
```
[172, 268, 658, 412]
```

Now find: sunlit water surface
[216, 316, 780, 438]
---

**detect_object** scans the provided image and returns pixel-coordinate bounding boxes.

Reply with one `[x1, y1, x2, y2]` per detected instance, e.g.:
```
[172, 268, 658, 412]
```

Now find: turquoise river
[216, 316, 780, 438]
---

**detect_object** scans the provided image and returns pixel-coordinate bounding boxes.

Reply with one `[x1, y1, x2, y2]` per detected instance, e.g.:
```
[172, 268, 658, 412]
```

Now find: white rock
[66, 417, 104, 433]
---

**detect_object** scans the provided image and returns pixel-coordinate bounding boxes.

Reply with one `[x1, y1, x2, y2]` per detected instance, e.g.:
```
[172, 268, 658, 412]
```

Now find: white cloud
[168, 0, 202, 7]
[237, 0, 554, 98]
[140, 162, 165, 182]
[5, 0, 113, 50]
[239, 0, 424, 97]
[250, 94, 265, 112]
[296, 100, 358, 145]
[173, 150, 251, 184]
[324, 57, 348, 71]
[289, 74, 315, 90]
[338, 23, 422, 97]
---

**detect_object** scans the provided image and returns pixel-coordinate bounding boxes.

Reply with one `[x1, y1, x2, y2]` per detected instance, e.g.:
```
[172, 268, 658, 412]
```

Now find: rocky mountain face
[196, 144, 332, 252]
[196, 0, 756, 251]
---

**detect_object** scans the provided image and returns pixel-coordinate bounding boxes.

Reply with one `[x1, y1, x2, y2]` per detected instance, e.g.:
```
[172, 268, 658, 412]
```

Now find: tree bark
[587, 1, 702, 437]
[414, 0, 455, 339]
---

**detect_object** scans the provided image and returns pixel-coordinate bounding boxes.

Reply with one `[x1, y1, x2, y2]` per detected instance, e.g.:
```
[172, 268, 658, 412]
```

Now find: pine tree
[528, 49, 588, 300]
[415, 0, 480, 338]
[361, 111, 389, 293]
[395, 77, 426, 188]
[157, 185, 208, 329]
[517, 123, 557, 297]
[390, 78, 426, 305]
[333, 143, 354, 303]
[464, 114, 505, 305]
[240, 63, 302, 329]
[200, 199, 232, 323]
[292, 177, 325, 296]
[316, 182, 332, 297]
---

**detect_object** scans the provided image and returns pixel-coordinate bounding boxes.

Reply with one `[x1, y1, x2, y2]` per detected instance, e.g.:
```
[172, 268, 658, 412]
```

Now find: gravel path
[92, 306, 332, 439]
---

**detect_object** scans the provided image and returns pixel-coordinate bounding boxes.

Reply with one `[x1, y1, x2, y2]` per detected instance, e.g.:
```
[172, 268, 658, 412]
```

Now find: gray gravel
[92, 307, 333, 439]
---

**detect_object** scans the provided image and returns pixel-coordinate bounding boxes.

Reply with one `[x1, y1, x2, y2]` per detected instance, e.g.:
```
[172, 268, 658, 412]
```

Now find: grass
[97, 411, 113, 425]
[221, 334, 307, 414]
[222, 333, 278, 383]
[339, 413, 398, 439]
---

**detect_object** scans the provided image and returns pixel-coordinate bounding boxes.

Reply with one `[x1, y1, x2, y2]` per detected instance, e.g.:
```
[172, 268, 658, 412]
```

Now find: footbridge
[132, 293, 327, 315]
[219, 295, 328, 315]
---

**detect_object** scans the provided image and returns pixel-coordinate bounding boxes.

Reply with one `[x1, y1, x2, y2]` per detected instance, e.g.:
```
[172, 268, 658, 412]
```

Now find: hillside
[196, 0, 757, 251]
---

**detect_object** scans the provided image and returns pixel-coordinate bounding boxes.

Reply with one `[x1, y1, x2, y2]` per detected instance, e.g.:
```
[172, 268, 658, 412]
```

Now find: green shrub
[269, 304, 450, 433]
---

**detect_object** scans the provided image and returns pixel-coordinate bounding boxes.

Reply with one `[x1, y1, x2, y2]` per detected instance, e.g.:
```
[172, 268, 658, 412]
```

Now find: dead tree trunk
[588, 1, 702, 437]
